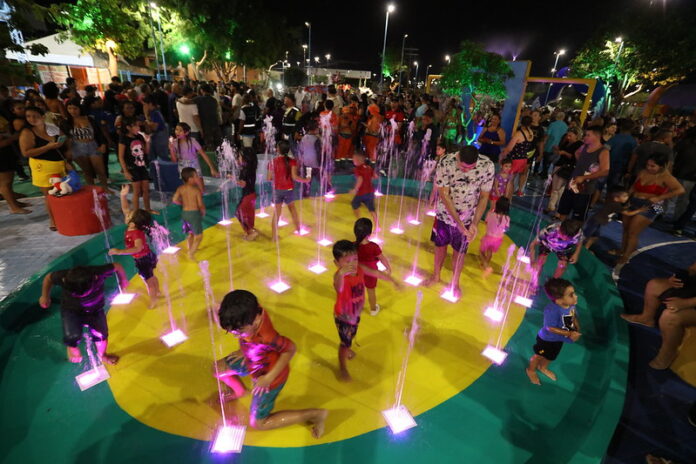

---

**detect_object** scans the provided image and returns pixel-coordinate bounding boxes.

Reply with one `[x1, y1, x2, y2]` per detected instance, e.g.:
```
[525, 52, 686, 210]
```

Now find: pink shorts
[511, 159, 528, 174]
[480, 235, 503, 254]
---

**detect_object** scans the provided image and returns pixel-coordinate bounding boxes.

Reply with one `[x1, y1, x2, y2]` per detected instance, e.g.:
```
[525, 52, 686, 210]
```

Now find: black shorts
[538, 244, 575, 261]
[533, 335, 564, 361]
[351, 192, 376, 212]
[430, 218, 469, 253]
[335, 317, 360, 348]
[134, 251, 157, 280]
[128, 166, 151, 182]
[61, 307, 108, 347]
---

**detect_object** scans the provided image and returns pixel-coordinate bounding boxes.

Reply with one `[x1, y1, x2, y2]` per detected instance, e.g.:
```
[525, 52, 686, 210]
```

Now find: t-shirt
[538, 302, 577, 343]
[544, 120, 568, 153]
[607, 133, 637, 171]
[176, 99, 200, 132]
[354, 164, 375, 195]
[299, 134, 321, 168]
[147, 109, 166, 134]
[334, 267, 365, 324]
[538, 223, 583, 252]
[231, 93, 243, 120]
[357, 241, 382, 270]
[272, 155, 296, 190]
[195, 95, 220, 129]
[484, 211, 510, 238]
[633, 141, 672, 174]
[125, 229, 151, 259]
[239, 310, 292, 389]
[435, 153, 495, 227]
[173, 137, 202, 162]
[51, 264, 115, 313]
[120, 134, 148, 170]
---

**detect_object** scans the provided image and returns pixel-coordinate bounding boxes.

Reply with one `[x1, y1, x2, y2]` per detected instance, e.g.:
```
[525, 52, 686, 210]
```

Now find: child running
[39, 262, 128, 364]
[118, 117, 152, 213]
[236, 149, 259, 241]
[490, 158, 513, 210]
[169, 122, 219, 191]
[109, 185, 161, 307]
[349, 151, 379, 230]
[479, 197, 511, 276]
[333, 239, 399, 381]
[354, 218, 392, 316]
[529, 219, 583, 280]
[173, 167, 206, 259]
[268, 140, 309, 240]
[526, 278, 582, 385]
[214, 289, 328, 436]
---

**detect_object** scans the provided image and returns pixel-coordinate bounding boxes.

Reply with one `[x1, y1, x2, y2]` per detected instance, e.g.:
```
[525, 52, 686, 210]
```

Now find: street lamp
[545, 48, 566, 105]
[380, 3, 396, 89]
[413, 61, 419, 86]
[445, 54, 451, 64]
[325, 53, 331, 66]
[149, 2, 167, 79]
[314, 56, 320, 64]
[398, 34, 408, 94]
[145, 5, 161, 79]
[426, 64, 432, 76]
[615, 36, 625, 62]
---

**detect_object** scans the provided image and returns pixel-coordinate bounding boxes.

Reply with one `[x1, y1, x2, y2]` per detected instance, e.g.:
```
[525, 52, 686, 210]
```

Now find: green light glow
[179, 44, 190, 55]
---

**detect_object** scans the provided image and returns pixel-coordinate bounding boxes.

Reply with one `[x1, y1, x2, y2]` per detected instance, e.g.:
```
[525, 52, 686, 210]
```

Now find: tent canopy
[6, 34, 95, 67]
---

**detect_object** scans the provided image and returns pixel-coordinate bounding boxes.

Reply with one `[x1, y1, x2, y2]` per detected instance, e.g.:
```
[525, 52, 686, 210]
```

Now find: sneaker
[370, 304, 381, 316]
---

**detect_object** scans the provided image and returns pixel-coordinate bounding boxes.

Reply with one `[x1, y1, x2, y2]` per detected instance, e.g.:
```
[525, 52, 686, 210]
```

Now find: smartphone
[57, 135, 67, 144]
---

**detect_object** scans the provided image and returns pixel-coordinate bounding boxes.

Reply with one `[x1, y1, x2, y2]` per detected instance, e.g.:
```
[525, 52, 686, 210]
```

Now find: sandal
[49, 225, 57, 232]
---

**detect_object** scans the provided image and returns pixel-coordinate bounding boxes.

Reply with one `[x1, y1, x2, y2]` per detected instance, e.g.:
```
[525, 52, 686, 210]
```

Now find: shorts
[178, 159, 202, 176]
[134, 251, 157, 280]
[351, 192, 375, 212]
[511, 158, 527, 174]
[29, 158, 66, 188]
[533, 335, 564, 361]
[61, 307, 108, 347]
[629, 197, 663, 221]
[430, 218, 469, 253]
[181, 209, 203, 235]
[71, 140, 98, 159]
[224, 352, 286, 421]
[273, 188, 295, 205]
[480, 235, 503, 254]
[335, 317, 360, 348]
[538, 243, 575, 261]
[128, 166, 151, 182]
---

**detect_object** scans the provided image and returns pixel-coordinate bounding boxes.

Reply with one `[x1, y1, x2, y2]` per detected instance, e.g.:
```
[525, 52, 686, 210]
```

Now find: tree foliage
[381, 46, 407, 80]
[1, 0, 49, 81]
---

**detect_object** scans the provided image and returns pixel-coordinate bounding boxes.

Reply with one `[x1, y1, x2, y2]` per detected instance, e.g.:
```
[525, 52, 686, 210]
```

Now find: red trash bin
[48, 186, 112, 236]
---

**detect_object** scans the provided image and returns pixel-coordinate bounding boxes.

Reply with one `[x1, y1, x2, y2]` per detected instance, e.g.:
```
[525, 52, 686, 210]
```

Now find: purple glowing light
[514, 295, 533, 308]
[217, 219, 233, 226]
[160, 329, 188, 347]
[317, 238, 333, 247]
[375, 190, 384, 197]
[390, 226, 404, 235]
[277, 218, 289, 227]
[308, 263, 328, 274]
[484, 306, 504, 322]
[408, 219, 421, 226]
[482, 345, 508, 365]
[111, 293, 136, 305]
[269, 280, 290, 294]
[440, 289, 460, 303]
[256, 211, 270, 218]
[211, 424, 246, 454]
[426, 210, 436, 217]
[324, 192, 336, 199]
[404, 274, 423, 286]
[76, 365, 110, 391]
[382, 405, 417, 434]
[294, 227, 310, 236]
[161, 246, 181, 255]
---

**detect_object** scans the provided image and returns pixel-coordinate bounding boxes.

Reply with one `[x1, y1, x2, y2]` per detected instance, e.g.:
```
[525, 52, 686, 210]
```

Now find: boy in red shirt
[333, 240, 399, 381]
[214, 289, 328, 436]
[349, 152, 379, 231]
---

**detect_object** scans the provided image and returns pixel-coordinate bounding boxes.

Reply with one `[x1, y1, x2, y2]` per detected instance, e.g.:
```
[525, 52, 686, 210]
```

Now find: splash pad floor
[0, 192, 628, 463]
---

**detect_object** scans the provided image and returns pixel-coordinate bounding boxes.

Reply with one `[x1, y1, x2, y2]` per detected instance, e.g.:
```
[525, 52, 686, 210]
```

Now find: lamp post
[544, 48, 566, 105]
[398, 33, 408, 94]
[325, 53, 331, 67]
[445, 54, 450, 65]
[380, 3, 396, 89]
[305, 22, 312, 83]
[145, 5, 161, 79]
[150, 2, 167, 80]
[413, 61, 419, 86]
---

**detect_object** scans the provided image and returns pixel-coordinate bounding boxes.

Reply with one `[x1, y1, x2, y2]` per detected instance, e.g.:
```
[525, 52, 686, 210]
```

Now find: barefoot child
[529, 219, 583, 280]
[109, 185, 161, 307]
[118, 117, 152, 213]
[349, 152, 379, 230]
[479, 197, 511, 275]
[236, 149, 259, 241]
[489, 158, 513, 210]
[214, 289, 328, 436]
[526, 278, 582, 385]
[268, 140, 309, 239]
[354, 218, 392, 316]
[173, 167, 206, 259]
[39, 262, 128, 365]
[169, 122, 219, 191]
[332, 240, 399, 381]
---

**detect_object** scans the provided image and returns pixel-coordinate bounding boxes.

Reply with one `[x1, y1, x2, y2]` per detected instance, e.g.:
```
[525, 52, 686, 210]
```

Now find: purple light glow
[382, 405, 417, 434]
[440, 289, 460, 303]
[426, 210, 436, 217]
[217, 219, 233, 226]
[375, 190, 384, 197]
[160, 329, 188, 347]
[76, 365, 110, 391]
[294, 227, 310, 236]
[308, 263, 328, 274]
[514, 295, 533, 308]
[269, 280, 290, 294]
[484, 306, 504, 322]
[317, 238, 333, 247]
[324, 192, 335, 199]
[404, 274, 423, 286]
[111, 293, 136, 305]
[161, 246, 181, 255]
[390, 226, 404, 235]
[211, 424, 246, 454]
[482, 345, 508, 365]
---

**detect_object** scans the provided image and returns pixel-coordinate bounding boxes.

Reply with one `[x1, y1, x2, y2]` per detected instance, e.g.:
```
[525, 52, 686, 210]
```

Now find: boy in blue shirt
[526, 278, 582, 385]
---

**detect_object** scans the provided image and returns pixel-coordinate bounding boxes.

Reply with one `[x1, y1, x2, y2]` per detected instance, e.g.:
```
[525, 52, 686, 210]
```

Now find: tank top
[570, 145, 604, 194]
[479, 129, 502, 158]
[510, 129, 535, 160]
[29, 129, 64, 162]
[71, 124, 95, 143]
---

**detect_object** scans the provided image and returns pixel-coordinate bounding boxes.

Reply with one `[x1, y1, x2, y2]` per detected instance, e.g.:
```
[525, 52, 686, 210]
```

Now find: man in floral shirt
[425, 145, 494, 298]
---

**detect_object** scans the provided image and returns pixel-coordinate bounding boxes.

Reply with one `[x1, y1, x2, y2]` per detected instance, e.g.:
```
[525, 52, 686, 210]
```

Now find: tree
[440, 41, 513, 144]
[1, 0, 49, 82]
[381, 46, 407, 82]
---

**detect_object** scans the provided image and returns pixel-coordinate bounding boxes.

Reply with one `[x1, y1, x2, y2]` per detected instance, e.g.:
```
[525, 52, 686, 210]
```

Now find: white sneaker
[370, 304, 381, 316]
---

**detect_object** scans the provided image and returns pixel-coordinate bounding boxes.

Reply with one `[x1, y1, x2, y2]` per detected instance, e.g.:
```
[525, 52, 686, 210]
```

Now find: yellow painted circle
[106, 195, 526, 447]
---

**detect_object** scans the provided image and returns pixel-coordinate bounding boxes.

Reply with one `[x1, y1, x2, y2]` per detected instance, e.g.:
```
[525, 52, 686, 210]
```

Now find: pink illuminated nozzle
[375, 190, 384, 197]
[111, 293, 136, 305]
[269, 280, 290, 294]
[277, 218, 289, 227]
[440, 289, 460, 303]
[217, 219, 233, 226]
[161, 329, 188, 347]
[324, 192, 336, 199]
[75, 365, 110, 391]
[390, 226, 404, 235]
[308, 263, 327, 274]
[404, 274, 423, 286]
[426, 210, 436, 217]
[484, 306, 504, 322]
[518, 255, 531, 264]
[256, 211, 270, 218]
[295, 227, 310, 236]
[161, 246, 181, 255]
[514, 295, 533, 308]
[317, 238, 332, 247]
[482, 345, 508, 365]
[211, 425, 246, 454]
[372, 236, 384, 244]
[408, 219, 421, 226]
[382, 405, 417, 434]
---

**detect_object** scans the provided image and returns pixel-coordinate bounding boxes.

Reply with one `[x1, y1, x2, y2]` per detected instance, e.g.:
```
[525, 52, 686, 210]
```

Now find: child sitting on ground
[529, 219, 584, 280]
[109, 185, 161, 307]
[489, 158, 513, 210]
[333, 240, 399, 381]
[268, 140, 309, 240]
[354, 218, 392, 316]
[213, 289, 328, 436]
[349, 151, 379, 230]
[173, 167, 206, 259]
[526, 278, 582, 385]
[583, 187, 646, 250]
[479, 197, 511, 276]
[39, 262, 128, 364]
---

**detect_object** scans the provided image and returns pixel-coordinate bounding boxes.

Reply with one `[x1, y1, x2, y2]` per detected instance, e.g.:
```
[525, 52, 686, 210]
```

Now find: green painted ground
[0, 179, 628, 463]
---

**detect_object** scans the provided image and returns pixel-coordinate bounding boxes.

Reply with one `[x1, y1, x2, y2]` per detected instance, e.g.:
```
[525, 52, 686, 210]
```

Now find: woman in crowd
[477, 114, 506, 164]
[545, 128, 583, 216]
[500, 115, 535, 195]
[63, 98, 109, 190]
